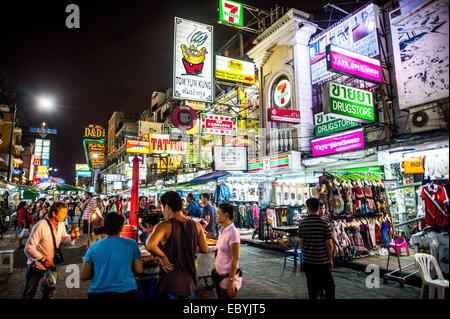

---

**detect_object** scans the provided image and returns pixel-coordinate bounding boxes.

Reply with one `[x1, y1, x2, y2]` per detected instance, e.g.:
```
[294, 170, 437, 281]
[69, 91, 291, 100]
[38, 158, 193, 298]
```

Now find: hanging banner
[268, 108, 301, 124]
[213, 146, 247, 171]
[219, 0, 244, 27]
[172, 105, 197, 130]
[200, 113, 237, 136]
[322, 82, 375, 122]
[311, 128, 365, 156]
[215, 55, 256, 84]
[173, 17, 213, 103]
[314, 112, 359, 136]
[149, 134, 187, 154]
[326, 44, 382, 83]
[309, 2, 380, 84]
[390, 0, 449, 109]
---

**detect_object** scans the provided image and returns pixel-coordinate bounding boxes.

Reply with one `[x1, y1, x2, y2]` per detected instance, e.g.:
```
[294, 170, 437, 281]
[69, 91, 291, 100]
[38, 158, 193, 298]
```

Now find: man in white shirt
[23, 202, 79, 299]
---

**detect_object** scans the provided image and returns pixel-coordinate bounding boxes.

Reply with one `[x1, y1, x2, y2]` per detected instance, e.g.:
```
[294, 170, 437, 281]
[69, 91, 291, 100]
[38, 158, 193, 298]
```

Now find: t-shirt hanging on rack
[282, 184, 290, 206]
[258, 182, 272, 206]
[424, 153, 449, 181]
[421, 183, 449, 227]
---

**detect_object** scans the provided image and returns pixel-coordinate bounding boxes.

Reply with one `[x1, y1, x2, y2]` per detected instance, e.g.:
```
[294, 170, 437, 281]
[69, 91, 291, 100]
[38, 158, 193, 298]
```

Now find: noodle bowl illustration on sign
[181, 27, 208, 75]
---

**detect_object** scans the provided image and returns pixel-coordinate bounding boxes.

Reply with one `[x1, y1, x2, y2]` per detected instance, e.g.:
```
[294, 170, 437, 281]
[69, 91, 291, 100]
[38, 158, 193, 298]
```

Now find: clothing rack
[383, 217, 425, 287]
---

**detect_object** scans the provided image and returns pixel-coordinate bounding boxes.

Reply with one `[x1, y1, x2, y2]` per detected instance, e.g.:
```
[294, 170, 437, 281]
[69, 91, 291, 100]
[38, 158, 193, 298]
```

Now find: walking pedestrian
[66, 196, 77, 232]
[213, 203, 242, 299]
[81, 212, 143, 299]
[17, 202, 31, 249]
[91, 197, 105, 243]
[137, 196, 150, 245]
[23, 202, 79, 299]
[298, 198, 335, 300]
[201, 193, 217, 239]
[146, 191, 208, 299]
[81, 192, 97, 247]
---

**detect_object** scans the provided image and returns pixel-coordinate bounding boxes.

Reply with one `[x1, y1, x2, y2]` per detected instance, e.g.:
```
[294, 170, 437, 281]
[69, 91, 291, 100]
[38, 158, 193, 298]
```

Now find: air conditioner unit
[409, 103, 447, 134]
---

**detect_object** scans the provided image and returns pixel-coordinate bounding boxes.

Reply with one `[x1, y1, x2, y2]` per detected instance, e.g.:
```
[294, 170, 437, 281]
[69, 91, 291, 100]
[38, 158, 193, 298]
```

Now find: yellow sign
[185, 100, 206, 111]
[215, 56, 256, 84]
[403, 157, 424, 174]
[76, 164, 90, 171]
[84, 124, 106, 139]
[159, 155, 182, 170]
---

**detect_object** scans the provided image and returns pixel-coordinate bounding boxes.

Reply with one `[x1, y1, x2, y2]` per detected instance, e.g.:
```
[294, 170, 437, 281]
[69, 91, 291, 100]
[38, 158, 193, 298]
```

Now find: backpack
[109, 203, 117, 213]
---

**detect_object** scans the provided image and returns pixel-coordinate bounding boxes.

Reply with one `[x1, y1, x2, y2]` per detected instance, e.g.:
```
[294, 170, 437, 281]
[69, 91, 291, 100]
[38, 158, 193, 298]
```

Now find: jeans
[303, 262, 335, 300]
[160, 292, 195, 299]
[22, 265, 57, 299]
[66, 215, 74, 225]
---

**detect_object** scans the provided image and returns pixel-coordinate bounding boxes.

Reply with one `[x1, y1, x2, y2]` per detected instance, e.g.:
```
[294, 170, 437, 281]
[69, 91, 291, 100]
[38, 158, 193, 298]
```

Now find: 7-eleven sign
[219, 0, 243, 27]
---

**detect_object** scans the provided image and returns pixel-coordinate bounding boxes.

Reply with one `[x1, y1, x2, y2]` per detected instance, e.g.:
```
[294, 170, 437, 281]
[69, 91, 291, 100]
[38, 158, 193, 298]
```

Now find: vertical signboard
[173, 17, 213, 103]
[390, 0, 449, 109]
[309, 2, 380, 84]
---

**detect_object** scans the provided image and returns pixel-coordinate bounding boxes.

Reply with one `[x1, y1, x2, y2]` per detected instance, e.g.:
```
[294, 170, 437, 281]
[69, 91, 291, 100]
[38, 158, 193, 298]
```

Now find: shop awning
[189, 171, 230, 184]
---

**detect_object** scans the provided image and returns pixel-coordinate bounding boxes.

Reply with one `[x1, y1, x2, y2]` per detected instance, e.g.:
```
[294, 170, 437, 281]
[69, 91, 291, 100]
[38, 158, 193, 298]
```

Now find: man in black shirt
[298, 197, 335, 300]
[67, 197, 78, 232]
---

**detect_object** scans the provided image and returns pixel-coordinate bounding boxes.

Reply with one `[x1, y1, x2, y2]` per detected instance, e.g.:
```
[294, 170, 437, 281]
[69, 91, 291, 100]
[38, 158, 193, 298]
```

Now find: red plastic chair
[388, 237, 410, 256]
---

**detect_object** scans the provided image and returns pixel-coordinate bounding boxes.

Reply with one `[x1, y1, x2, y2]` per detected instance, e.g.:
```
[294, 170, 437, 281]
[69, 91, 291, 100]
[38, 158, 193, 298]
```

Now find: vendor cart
[196, 245, 217, 288]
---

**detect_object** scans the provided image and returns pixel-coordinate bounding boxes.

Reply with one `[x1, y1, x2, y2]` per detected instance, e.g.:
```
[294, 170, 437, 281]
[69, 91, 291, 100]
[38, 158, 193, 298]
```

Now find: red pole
[129, 155, 139, 236]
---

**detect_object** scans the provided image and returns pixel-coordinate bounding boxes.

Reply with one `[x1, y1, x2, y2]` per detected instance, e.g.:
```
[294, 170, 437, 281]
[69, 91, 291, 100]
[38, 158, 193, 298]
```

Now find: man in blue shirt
[186, 193, 202, 218]
[81, 212, 143, 299]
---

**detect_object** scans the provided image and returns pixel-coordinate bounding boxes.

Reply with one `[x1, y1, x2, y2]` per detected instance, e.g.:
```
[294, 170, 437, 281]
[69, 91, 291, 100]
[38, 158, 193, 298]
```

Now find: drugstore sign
[314, 112, 359, 136]
[219, 0, 243, 27]
[323, 82, 375, 123]
[149, 134, 187, 154]
[326, 44, 382, 83]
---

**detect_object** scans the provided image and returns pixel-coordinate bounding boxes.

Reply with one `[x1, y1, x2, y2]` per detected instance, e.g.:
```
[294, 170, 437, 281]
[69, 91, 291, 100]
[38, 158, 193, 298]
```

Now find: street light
[7, 94, 56, 182]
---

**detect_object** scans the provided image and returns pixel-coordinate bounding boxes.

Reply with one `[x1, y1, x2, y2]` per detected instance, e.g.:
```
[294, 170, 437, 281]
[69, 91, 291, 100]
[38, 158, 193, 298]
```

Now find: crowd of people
[1, 190, 338, 300]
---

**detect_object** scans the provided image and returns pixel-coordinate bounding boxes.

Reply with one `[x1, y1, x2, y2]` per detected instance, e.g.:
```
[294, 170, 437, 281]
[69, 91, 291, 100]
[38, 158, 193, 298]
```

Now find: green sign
[314, 112, 359, 136]
[339, 166, 383, 174]
[219, 0, 244, 27]
[323, 82, 375, 123]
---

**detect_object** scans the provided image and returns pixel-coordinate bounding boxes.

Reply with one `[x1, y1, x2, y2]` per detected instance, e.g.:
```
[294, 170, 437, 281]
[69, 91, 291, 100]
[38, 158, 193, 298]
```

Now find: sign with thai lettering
[173, 17, 213, 103]
[314, 112, 359, 136]
[200, 113, 237, 136]
[322, 82, 375, 123]
[215, 55, 256, 84]
[326, 44, 382, 83]
[219, 0, 244, 27]
[311, 128, 365, 156]
[268, 108, 301, 124]
[148, 134, 187, 154]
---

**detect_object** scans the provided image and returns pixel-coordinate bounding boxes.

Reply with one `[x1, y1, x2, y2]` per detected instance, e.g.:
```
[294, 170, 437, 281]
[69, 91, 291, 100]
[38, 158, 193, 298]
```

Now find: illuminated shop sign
[311, 128, 365, 156]
[200, 113, 237, 136]
[149, 134, 187, 154]
[219, 0, 244, 27]
[83, 124, 106, 139]
[215, 55, 255, 84]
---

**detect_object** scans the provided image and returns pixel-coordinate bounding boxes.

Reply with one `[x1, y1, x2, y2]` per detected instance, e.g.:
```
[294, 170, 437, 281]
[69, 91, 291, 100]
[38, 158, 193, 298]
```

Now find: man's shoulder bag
[45, 219, 64, 265]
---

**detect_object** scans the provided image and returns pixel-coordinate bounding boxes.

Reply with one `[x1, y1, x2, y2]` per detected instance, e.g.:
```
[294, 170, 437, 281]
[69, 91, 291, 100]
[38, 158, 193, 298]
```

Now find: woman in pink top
[214, 203, 242, 299]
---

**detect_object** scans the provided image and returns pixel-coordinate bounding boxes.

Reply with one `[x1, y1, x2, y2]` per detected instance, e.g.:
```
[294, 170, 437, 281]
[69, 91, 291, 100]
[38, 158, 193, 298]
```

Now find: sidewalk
[240, 234, 423, 287]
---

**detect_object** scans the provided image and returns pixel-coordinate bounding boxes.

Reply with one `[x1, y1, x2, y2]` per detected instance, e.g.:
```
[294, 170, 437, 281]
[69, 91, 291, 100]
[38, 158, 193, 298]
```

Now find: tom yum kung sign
[323, 82, 375, 123]
[326, 44, 382, 83]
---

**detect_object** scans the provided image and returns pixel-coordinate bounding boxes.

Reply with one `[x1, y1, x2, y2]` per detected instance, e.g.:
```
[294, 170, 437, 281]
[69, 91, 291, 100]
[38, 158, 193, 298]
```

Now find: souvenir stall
[317, 169, 393, 260]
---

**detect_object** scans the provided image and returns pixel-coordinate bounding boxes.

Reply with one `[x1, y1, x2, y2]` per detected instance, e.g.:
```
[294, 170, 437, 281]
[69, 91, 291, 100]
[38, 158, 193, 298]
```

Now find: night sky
[0, 0, 379, 184]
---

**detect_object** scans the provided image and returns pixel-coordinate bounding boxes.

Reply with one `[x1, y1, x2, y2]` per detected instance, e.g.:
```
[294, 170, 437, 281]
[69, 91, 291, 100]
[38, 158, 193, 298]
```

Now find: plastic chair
[283, 241, 302, 270]
[387, 237, 410, 256]
[415, 253, 449, 299]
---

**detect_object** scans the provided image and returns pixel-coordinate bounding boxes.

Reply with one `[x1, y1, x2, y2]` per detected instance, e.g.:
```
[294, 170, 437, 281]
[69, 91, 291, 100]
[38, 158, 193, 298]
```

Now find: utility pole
[7, 101, 17, 182]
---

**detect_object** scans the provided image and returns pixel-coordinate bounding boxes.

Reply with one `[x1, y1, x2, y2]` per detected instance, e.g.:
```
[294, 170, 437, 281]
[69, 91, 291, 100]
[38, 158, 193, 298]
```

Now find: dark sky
[0, 0, 378, 184]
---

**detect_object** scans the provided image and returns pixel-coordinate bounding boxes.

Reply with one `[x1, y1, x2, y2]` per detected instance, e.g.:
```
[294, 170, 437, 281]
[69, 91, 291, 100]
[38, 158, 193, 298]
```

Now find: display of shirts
[282, 184, 290, 206]
[258, 181, 272, 206]
[273, 184, 283, 206]
[424, 153, 449, 181]
[421, 184, 449, 227]
[429, 232, 449, 275]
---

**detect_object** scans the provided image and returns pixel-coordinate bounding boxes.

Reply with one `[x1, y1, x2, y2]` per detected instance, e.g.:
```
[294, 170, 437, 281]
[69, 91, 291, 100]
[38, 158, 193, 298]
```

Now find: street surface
[0, 231, 420, 299]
